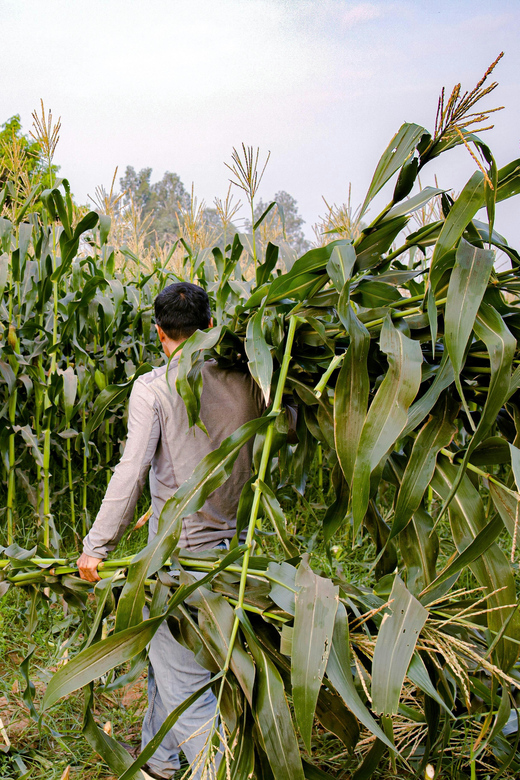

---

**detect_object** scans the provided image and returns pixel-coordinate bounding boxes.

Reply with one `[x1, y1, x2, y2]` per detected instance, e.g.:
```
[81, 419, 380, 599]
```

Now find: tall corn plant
[4, 59, 520, 777]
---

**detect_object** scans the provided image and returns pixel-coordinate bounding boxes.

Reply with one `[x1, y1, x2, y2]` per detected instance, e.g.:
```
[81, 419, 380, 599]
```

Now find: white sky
[2, 0, 520, 243]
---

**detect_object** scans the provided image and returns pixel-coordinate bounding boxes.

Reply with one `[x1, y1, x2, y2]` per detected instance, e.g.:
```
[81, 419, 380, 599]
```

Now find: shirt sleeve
[82, 379, 160, 559]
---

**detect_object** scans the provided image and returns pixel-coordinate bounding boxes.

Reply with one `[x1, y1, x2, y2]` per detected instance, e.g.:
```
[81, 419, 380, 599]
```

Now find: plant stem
[6, 386, 17, 546]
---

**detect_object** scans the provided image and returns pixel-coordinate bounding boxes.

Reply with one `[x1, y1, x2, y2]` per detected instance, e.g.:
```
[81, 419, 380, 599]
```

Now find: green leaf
[85, 363, 153, 442]
[323, 464, 350, 547]
[444, 240, 495, 389]
[334, 304, 370, 487]
[420, 513, 504, 598]
[429, 172, 485, 279]
[371, 576, 428, 716]
[438, 302, 515, 518]
[382, 186, 444, 222]
[292, 555, 339, 751]
[98, 214, 111, 246]
[83, 695, 144, 779]
[391, 393, 458, 539]
[355, 216, 408, 271]
[176, 326, 223, 430]
[509, 443, 520, 496]
[245, 309, 273, 405]
[326, 602, 394, 750]
[496, 157, 520, 202]
[256, 241, 279, 287]
[0, 253, 8, 300]
[406, 653, 452, 717]
[489, 482, 519, 538]
[351, 317, 422, 535]
[253, 200, 277, 231]
[42, 613, 165, 711]
[60, 366, 77, 423]
[359, 123, 426, 217]
[302, 759, 339, 780]
[315, 686, 360, 750]
[244, 240, 348, 308]
[188, 585, 255, 705]
[237, 608, 306, 780]
[267, 561, 297, 616]
[399, 507, 439, 596]
[326, 243, 356, 292]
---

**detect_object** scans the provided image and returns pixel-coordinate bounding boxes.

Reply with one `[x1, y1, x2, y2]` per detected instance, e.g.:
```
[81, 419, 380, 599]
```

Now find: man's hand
[77, 553, 102, 582]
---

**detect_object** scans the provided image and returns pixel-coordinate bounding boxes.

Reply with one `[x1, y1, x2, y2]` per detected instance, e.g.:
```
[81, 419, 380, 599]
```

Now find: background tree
[248, 189, 311, 254]
[119, 166, 190, 244]
[0, 114, 60, 216]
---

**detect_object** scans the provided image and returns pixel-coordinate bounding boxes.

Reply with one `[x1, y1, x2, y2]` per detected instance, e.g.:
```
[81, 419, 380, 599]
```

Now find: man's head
[154, 282, 211, 352]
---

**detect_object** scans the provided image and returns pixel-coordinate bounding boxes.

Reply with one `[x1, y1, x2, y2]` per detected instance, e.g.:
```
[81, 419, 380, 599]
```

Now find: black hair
[154, 282, 211, 341]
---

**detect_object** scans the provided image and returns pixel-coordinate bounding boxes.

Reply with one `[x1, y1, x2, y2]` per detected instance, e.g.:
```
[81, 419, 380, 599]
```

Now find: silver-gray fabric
[142, 604, 222, 780]
[83, 357, 263, 558]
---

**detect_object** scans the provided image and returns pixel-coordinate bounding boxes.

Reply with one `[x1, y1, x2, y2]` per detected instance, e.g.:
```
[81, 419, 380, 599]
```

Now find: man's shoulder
[137, 363, 169, 386]
[131, 364, 171, 402]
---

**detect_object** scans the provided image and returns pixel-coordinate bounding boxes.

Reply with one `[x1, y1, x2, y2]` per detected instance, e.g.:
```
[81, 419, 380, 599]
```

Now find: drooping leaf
[85, 363, 153, 443]
[444, 240, 495, 383]
[326, 603, 394, 750]
[292, 556, 339, 750]
[392, 393, 458, 539]
[114, 418, 269, 632]
[371, 576, 428, 716]
[351, 317, 422, 535]
[43, 614, 165, 711]
[176, 326, 223, 431]
[334, 304, 370, 487]
[245, 309, 273, 405]
[399, 507, 439, 596]
[429, 172, 485, 279]
[315, 685, 360, 749]
[188, 585, 255, 705]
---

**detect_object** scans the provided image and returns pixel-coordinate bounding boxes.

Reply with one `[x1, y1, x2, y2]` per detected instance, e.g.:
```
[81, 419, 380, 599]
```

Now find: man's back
[83, 357, 263, 558]
[144, 357, 264, 548]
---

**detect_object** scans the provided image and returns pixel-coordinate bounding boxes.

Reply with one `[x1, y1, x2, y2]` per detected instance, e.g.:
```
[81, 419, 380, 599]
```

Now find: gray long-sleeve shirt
[83, 357, 263, 558]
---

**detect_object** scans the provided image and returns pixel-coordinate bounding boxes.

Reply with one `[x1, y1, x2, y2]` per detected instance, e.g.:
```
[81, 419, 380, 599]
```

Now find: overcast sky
[3, 0, 519, 243]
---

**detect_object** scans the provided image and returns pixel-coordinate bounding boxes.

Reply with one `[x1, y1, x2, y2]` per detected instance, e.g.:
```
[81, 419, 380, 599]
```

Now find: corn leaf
[334, 303, 370, 487]
[371, 576, 428, 716]
[430, 172, 485, 279]
[359, 123, 426, 217]
[245, 309, 273, 405]
[391, 393, 458, 539]
[351, 317, 422, 535]
[292, 556, 339, 751]
[326, 602, 394, 750]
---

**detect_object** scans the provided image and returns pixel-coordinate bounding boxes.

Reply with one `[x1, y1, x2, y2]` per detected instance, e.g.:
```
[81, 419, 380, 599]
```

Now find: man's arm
[77, 379, 160, 581]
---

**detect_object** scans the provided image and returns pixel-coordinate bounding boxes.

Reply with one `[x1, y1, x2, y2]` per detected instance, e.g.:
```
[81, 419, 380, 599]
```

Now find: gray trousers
[142, 542, 229, 779]
[141, 617, 220, 779]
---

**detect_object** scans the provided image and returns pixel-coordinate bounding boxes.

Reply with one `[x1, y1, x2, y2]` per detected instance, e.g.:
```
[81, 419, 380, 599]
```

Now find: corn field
[3, 62, 520, 778]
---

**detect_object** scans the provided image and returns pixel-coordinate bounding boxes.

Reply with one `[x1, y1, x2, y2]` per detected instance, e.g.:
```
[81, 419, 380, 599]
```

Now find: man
[77, 281, 263, 780]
